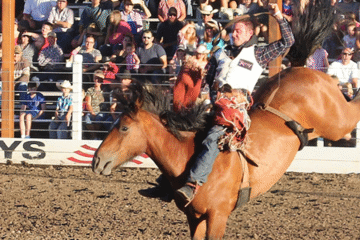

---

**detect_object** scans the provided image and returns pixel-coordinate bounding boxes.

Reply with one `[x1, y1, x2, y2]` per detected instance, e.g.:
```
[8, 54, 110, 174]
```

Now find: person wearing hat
[174, 3, 295, 206]
[158, 0, 186, 22]
[49, 80, 73, 139]
[327, 47, 358, 89]
[84, 70, 107, 139]
[200, 20, 225, 52]
[38, 31, 64, 71]
[19, 80, 46, 139]
[169, 44, 187, 77]
[195, 5, 221, 38]
[37, 30, 64, 91]
[156, 7, 184, 59]
[13, 45, 31, 101]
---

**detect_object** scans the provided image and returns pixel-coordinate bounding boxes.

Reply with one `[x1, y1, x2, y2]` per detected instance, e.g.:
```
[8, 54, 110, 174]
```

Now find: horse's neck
[141, 111, 195, 178]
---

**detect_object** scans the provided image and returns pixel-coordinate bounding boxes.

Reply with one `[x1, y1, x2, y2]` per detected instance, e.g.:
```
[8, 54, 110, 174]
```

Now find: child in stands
[19, 81, 46, 138]
[48, 80, 73, 139]
[125, 43, 140, 72]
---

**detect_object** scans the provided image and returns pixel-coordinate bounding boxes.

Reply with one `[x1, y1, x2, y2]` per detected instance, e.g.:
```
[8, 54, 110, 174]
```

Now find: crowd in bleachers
[0, 0, 360, 140]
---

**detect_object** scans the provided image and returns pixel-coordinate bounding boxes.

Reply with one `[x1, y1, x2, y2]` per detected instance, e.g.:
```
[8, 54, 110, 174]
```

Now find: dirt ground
[1, 163, 360, 240]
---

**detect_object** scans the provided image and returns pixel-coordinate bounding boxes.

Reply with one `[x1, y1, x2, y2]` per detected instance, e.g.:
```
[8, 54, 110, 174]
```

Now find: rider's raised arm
[255, 15, 295, 68]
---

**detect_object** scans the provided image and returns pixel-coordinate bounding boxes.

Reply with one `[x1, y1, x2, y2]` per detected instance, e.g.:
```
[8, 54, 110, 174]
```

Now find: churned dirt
[1, 163, 360, 239]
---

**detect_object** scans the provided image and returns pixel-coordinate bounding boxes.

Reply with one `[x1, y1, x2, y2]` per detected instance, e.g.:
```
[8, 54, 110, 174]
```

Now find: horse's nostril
[92, 156, 101, 172]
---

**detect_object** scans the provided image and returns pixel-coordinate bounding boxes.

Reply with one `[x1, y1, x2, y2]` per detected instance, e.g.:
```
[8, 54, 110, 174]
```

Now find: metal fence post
[72, 54, 83, 140]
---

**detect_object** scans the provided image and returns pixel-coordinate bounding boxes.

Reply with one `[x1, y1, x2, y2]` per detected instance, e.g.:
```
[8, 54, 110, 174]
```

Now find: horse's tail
[286, 0, 335, 66]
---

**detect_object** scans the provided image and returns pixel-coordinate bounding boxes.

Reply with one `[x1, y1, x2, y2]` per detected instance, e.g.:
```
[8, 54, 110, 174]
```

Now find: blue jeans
[49, 115, 70, 139]
[187, 125, 226, 185]
[15, 82, 27, 101]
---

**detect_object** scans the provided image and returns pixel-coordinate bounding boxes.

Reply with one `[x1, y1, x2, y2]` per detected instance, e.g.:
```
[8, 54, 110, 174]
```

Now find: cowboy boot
[175, 182, 200, 207]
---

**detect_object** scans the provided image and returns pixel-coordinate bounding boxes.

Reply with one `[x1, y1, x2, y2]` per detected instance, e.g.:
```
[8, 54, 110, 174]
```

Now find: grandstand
[0, 0, 360, 173]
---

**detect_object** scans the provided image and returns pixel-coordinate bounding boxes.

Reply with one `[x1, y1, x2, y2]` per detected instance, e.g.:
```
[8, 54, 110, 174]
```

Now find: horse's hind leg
[206, 211, 229, 239]
[187, 215, 206, 240]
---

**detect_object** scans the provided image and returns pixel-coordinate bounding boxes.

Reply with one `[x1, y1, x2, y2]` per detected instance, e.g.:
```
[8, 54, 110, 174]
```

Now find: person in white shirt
[327, 47, 358, 89]
[21, 0, 57, 30]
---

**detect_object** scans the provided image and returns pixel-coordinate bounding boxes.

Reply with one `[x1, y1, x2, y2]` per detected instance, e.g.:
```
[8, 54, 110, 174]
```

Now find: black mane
[114, 81, 209, 140]
[287, 0, 334, 66]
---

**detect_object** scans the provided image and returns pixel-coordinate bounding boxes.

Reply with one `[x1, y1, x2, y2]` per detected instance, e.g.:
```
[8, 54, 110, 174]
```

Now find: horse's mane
[286, 0, 335, 66]
[114, 81, 209, 140]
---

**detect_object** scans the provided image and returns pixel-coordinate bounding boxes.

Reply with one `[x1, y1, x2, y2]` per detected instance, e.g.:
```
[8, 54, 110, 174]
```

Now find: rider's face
[232, 22, 253, 47]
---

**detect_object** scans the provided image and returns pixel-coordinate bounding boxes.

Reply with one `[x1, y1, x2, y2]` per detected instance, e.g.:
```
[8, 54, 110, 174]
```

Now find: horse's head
[92, 81, 210, 176]
[92, 82, 147, 175]
[92, 111, 148, 175]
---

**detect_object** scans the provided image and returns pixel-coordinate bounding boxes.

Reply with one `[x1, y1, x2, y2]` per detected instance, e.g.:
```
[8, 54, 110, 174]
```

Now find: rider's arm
[255, 18, 295, 68]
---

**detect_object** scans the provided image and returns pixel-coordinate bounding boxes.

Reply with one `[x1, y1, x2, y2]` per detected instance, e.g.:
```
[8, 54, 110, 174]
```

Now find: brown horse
[92, 1, 358, 239]
[92, 67, 360, 239]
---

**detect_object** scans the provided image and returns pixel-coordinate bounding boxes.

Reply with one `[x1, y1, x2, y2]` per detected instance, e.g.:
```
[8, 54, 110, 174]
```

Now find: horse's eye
[120, 126, 128, 132]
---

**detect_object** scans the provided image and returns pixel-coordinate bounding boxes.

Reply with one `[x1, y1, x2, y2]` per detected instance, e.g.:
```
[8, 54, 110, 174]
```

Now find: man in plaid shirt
[175, 3, 295, 206]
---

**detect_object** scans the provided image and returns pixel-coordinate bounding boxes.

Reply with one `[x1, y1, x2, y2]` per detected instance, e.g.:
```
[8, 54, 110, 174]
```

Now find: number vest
[214, 45, 264, 93]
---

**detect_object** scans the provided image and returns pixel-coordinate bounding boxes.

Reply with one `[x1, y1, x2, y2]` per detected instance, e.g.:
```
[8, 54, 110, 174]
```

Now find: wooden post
[1, 0, 15, 138]
[268, 0, 283, 78]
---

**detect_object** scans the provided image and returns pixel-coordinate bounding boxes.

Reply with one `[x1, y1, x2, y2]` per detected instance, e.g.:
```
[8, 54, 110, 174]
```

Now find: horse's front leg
[206, 210, 230, 239]
[186, 214, 206, 240]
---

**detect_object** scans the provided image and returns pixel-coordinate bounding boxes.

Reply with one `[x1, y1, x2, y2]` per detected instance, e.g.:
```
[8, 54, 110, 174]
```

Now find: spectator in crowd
[306, 46, 329, 73]
[178, 21, 198, 55]
[136, 30, 167, 84]
[327, 48, 358, 89]
[200, 20, 225, 52]
[195, 5, 220, 40]
[14, 20, 21, 45]
[119, 0, 151, 45]
[254, 0, 269, 42]
[14, 46, 31, 101]
[173, 58, 205, 112]
[169, 44, 187, 81]
[339, 12, 360, 33]
[125, 43, 140, 72]
[323, 18, 343, 59]
[156, 7, 184, 59]
[23, 22, 54, 51]
[282, 0, 293, 22]
[194, 44, 209, 69]
[49, 80, 73, 139]
[71, 23, 102, 49]
[47, 0, 74, 53]
[17, 32, 38, 71]
[78, 0, 112, 46]
[355, 28, 360, 62]
[20, 0, 56, 31]
[70, 35, 102, 89]
[0, 46, 30, 102]
[102, 61, 120, 92]
[37, 31, 64, 90]
[343, 22, 357, 50]
[19, 81, 46, 139]
[237, 0, 260, 15]
[84, 70, 107, 140]
[337, 0, 359, 20]
[157, 0, 186, 22]
[110, 32, 136, 64]
[100, 10, 131, 57]
[104, 70, 135, 130]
